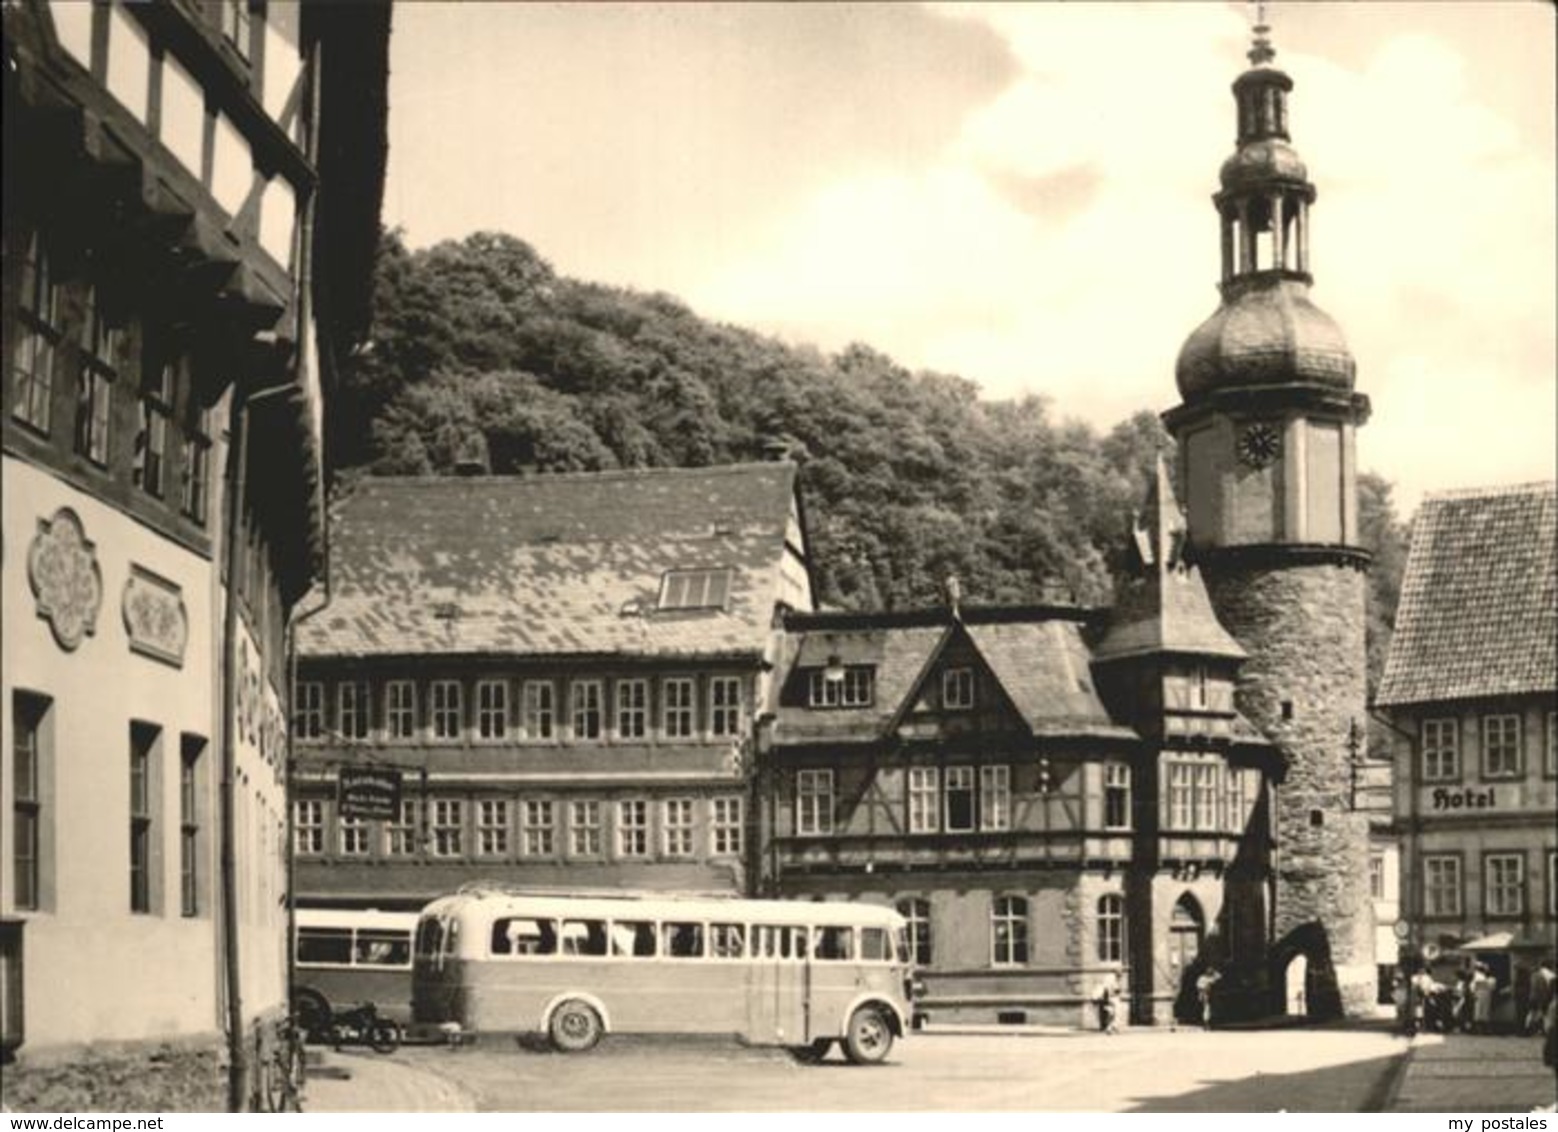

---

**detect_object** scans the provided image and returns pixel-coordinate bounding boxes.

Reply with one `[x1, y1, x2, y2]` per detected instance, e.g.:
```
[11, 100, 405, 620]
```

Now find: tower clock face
[1237, 422, 1281, 468]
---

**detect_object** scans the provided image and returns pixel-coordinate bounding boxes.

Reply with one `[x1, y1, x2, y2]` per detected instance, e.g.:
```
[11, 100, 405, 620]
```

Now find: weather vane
[1248, 0, 1276, 66]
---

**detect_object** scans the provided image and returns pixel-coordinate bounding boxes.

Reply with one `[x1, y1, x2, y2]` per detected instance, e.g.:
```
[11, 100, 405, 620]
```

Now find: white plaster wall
[262, 3, 303, 126]
[159, 54, 205, 181]
[105, 3, 150, 126]
[258, 177, 296, 268]
[47, 0, 93, 71]
[210, 111, 251, 218]
[2, 458, 219, 1049]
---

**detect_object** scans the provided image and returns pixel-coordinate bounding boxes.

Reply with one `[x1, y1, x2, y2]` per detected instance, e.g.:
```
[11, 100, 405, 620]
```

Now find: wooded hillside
[334, 229, 1408, 713]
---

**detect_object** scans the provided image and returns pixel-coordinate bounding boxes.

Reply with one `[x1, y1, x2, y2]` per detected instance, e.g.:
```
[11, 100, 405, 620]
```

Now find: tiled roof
[773, 613, 1135, 743]
[1095, 457, 1246, 662]
[299, 464, 803, 659]
[1377, 482, 1557, 707]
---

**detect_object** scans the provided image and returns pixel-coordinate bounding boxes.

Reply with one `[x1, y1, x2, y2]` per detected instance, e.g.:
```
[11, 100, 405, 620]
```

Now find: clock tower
[1164, 17, 1376, 1018]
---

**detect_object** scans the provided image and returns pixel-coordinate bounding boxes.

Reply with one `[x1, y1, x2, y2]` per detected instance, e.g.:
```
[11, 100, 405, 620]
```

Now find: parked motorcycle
[327, 1002, 403, 1054]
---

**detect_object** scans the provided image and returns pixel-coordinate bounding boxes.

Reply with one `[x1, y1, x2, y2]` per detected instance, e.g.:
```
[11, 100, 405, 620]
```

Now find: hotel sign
[1429, 786, 1496, 811]
[337, 766, 402, 820]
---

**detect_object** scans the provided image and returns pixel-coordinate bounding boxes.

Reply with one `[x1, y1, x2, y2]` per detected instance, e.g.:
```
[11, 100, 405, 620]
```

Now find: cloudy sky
[382, 1, 1555, 515]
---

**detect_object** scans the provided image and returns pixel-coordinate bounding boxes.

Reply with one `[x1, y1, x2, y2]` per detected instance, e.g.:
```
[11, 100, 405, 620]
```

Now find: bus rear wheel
[549, 999, 603, 1053]
[843, 1006, 893, 1065]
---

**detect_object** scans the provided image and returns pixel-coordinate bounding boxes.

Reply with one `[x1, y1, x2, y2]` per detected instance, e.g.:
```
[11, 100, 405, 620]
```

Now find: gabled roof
[773, 608, 1135, 744]
[1094, 457, 1246, 662]
[300, 463, 805, 659]
[1377, 481, 1557, 707]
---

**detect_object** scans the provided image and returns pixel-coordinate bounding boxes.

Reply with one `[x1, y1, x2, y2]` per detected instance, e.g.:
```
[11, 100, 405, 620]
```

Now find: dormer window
[943, 667, 975, 711]
[658, 568, 732, 611]
[219, 0, 252, 61]
[808, 666, 873, 709]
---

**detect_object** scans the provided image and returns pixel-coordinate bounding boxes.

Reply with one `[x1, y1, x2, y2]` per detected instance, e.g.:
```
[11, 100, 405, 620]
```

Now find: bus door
[746, 924, 809, 1045]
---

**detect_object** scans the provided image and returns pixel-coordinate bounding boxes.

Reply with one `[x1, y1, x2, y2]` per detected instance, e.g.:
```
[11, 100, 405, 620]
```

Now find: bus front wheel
[843, 1007, 893, 1065]
[549, 1000, 604, 1053]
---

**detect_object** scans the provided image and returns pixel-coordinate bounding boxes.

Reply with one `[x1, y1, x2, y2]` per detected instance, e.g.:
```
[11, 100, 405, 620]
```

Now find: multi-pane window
[1190, 664, 1209, 709]
[569, 800, 602, 857]
[908, 767, 939, 834]
[663, 799, 694, 857]
[1422, 718, 1459, 781]
[1485, 853, 1524, 917]
[523, 681, 555, 740]
[134, 353, 172, 498]
[219, 0, 250, 54]
[1104, 762, 1132, 830]
[294, 681, 324, 739]
[663, 678, 696, 738]
[429, 800, 464, 858]
[1167, 763, 1193, 830]
[709, 676, 743, 738]
[431, 681, 462, 740]
[476, 800, 510, 856]
[1369, 854, 1385, 901]
[179, 738, 202, 915]
[658, 567, 732, 610]
[180, 405, 211, 526]
[1194, 765, 1218, 830]
[1097, 894, 1125, 964]
[1550, 851, 1557, 918]
[385, 800, 420, 856]
[796, 770, 834, 836]
[616, 800, 649, 857]
[808, 667, 874, 708]
[943, 667, 975, 710]
[12, 233, 59, 433]
[1547, 712, 1557, 777]
[979, 766, 1010, 832]
[1423, 855, 1461, 917]
[1223, 767, 1245, 833]
[294, 799, 324, 856]
[944, 767, 975, 832]
[386, 681, 416, 739]
[521, 799, 556, 856]
[477, 680, 509, 740]
[991, 896, 1029, 966]
[338, 682, 369, 740]
[571, 681, 603, 741]
[897, 898, 932, 966]
[616, 680, 648, 740]
[130, 724, 158, 913]
[1482, 715, 1521, 778]
[339, 816, 369, 857]
[711, 796, 742, 856]
[13, 693, 50, 911]
[76, 286, 118, 466]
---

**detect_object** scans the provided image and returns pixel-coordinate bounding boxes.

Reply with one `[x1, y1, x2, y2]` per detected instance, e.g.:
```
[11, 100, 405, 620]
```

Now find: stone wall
[1205, 559, 1376, 1018]
[0, 1033, 226, 1112]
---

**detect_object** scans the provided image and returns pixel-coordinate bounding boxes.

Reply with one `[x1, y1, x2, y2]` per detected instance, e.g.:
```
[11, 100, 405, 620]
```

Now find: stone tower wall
[1203, 559, 1376, 1018]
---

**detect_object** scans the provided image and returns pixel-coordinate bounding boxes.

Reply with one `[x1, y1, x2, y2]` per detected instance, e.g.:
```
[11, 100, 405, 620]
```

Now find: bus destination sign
[337, 766, 402, 820]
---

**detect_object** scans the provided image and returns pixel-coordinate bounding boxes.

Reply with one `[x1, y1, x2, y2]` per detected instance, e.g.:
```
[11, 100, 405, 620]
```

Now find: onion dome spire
[1173, 3, 1357, 405]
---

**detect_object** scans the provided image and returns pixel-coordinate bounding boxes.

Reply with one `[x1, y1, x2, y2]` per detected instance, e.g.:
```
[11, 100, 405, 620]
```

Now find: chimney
[761, 437, 792, 463]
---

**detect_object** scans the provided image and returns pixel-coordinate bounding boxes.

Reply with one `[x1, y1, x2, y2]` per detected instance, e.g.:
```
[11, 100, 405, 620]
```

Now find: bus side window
[493, 917, 557, 957]
[663, 921, 704, 959]
[297, 928, 353, 966]
[793, 927, 810, 960]
[860, 927, 888, 962]
[562, 919, 608, 957]
[815, 925, 852, 961]
[710, 923, 745, 959]
[415, 919, 443, 959]
[356, 930, 412, 967]
[611, 920, 656, 957]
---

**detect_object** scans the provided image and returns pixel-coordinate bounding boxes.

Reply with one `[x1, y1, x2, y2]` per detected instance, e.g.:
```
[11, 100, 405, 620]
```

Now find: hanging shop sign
[337, 766, 403, 820]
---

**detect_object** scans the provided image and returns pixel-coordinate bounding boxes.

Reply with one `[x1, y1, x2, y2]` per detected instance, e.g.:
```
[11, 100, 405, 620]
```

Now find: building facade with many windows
[758, 462, 1281, 1027]
[1, 0, 387, 1110]
[1377, 482, 1557, 1025]
[291, 463, 813, 909]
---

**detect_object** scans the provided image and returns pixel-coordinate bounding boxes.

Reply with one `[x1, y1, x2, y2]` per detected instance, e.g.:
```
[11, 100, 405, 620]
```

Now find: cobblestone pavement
[372, 1027, 1410, 1112]
[1385, 1032, 1556, 1114]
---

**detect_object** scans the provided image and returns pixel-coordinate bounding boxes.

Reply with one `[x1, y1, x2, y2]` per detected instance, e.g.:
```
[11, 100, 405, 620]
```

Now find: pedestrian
[1094, 973, 1121, 1035]
[1526, 960, 1554, 1037]
[1471, 964, 1495, 1034]
[1196, 966, 1220, 1031]
[1455, 968, 1475, 1033]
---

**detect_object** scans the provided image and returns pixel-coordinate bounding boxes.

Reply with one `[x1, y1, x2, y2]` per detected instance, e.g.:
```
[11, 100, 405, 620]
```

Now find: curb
[1375, 1034, 1420, 1113]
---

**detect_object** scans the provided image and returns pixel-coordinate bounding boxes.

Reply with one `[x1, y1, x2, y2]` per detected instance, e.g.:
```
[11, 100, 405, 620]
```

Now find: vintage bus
[411, 889, 917, 1063]
[292, 908, 418, 1034]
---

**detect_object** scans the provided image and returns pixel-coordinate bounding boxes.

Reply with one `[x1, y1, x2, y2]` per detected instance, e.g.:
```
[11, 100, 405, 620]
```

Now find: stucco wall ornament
[123, 565, 189, 666]
[28, 508, 103, 651]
